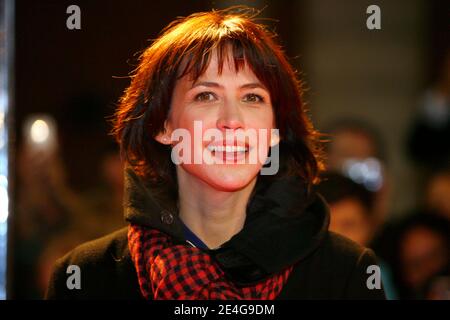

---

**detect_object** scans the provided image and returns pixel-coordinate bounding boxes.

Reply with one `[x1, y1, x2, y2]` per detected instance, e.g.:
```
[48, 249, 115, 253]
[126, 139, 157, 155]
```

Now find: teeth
[207, 145, 248, 152]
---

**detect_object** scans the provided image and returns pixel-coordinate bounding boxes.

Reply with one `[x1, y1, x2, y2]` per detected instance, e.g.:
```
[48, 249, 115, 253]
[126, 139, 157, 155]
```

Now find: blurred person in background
[407, 46, 450, 171]
[14, 140, 92, 298]
[370, 167, 450, 300]
[323, 120, 390, 233]
[32, 145, 125, 297]
[14, 128, 125, 298]
[316, 172, 375, 246]
[390, 44, 450, 300]
[393, 214, 449, 299]
[78, 142, 126, 236]
[316, 172, 398, 299]
[425, 167, 450, 221]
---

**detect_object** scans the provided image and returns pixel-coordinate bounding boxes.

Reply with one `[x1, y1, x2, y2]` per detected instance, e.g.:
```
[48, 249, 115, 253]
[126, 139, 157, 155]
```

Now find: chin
[182, 163, 261, 192]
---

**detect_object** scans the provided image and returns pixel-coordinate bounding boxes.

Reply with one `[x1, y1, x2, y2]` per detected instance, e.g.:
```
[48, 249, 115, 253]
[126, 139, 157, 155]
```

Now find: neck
[176, 167, 257, 249]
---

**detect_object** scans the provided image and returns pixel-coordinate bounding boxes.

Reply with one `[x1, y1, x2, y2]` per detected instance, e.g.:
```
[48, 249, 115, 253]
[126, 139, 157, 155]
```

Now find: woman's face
[159, 51, 276, 192]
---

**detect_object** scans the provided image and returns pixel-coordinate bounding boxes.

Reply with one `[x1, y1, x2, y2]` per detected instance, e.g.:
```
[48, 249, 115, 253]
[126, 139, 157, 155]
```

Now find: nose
[216, 101, 244, 131]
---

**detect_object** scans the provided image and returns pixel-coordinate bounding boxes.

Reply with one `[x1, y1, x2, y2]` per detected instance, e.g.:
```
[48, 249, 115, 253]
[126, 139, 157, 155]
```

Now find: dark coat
[46, 167, 386, 300]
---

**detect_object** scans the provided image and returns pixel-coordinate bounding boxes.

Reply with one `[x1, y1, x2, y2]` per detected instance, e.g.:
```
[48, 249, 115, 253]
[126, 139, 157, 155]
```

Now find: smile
[206, 145, 248, 153]
[205, 141, 250, 163]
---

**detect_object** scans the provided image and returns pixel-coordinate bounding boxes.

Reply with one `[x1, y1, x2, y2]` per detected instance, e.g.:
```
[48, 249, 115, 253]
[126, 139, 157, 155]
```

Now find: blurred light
[0, 94, 6, 112]
[0, 0, 14, 300]
[342, 157, 383, 192]
[0, 186, 7, 224]
[30, 119, 50, 144]
[0, 111, 4, 149]
[0, 222, 5, 237]
[0, 175, 6, 186]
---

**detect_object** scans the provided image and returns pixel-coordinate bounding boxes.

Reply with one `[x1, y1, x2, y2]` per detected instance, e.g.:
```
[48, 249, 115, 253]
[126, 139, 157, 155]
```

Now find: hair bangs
[173, 31, 272, 90]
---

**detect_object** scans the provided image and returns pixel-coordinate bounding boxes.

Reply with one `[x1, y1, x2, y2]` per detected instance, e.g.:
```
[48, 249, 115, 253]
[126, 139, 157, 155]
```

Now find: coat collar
[123, 166, 330, 285]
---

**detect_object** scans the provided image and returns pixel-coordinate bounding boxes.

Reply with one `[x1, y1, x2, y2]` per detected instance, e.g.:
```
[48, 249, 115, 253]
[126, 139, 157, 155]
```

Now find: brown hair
[112, 7, 324, 191]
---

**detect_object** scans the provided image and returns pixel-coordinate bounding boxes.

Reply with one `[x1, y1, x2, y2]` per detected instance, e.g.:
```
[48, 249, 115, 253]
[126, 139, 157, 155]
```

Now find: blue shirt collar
[182, 222, 209, 250]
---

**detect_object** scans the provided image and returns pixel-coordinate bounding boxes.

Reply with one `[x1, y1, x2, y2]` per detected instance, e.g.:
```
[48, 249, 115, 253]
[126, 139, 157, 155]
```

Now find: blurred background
[0, 0, 448, 299]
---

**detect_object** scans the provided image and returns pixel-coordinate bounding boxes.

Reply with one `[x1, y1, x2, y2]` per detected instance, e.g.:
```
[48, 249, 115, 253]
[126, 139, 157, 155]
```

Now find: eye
[242, 93, 265, 103]
[194, 91, 217, 102]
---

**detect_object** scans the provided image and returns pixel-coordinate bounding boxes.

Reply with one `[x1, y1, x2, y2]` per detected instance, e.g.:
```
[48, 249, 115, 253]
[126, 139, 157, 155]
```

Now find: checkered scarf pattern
[128, 224, 293, 300]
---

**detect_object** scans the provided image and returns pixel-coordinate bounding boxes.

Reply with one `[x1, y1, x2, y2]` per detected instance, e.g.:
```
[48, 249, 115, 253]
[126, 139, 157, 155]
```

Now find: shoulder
[324, 231, 376, 265]
[57, 227, 129, 266]
[280, 231, 386, 299]
[45, 227, 142, 300]
[327, 232, 385, 299]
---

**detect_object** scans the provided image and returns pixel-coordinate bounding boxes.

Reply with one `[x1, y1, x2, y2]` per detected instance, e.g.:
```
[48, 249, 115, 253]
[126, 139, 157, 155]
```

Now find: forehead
[206, 56, 257, 81]
[177, 47, 260, 84]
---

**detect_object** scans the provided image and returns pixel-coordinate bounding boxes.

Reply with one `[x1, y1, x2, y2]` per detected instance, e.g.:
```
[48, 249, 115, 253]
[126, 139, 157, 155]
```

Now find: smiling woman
[45, 7, 386, 300]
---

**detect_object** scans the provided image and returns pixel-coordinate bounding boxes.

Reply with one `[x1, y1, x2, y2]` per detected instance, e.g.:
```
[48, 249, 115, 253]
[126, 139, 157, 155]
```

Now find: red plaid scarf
[128, 224, 293, 300]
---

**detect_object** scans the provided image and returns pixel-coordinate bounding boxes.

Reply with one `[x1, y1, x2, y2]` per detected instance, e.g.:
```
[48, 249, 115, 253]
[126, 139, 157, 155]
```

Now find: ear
[155, 120, 173, 145]
[269, 129, 280, 147]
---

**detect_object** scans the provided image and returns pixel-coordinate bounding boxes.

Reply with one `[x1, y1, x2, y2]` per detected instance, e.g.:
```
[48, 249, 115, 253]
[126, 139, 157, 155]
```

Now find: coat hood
[123, 166, 330, 285]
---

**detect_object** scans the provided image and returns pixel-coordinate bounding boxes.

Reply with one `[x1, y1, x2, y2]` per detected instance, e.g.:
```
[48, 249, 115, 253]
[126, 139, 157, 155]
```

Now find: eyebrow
[191, 81, 222, 89]
[191, 81, 268, 91]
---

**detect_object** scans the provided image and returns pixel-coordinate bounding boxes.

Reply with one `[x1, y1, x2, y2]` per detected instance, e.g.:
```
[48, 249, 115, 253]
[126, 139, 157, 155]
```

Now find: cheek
[247, 107, 275, 128]
[247, 112, 276, 147]
[171, 107, 218, 132]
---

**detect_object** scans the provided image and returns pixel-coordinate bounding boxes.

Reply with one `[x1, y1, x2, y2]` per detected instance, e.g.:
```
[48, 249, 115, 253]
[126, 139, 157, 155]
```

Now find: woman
[46, 8, 385, 300]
